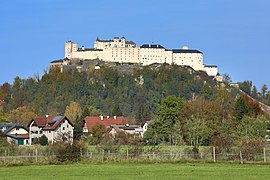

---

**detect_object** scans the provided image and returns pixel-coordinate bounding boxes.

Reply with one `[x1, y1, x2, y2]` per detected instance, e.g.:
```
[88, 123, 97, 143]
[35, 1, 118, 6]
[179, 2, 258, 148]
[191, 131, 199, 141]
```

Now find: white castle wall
[62, 37, 219, 77]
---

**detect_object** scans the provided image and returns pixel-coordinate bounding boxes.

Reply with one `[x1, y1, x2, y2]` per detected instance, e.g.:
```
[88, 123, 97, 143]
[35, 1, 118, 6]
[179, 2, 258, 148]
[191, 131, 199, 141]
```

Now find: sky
[0, 0, 270, 89]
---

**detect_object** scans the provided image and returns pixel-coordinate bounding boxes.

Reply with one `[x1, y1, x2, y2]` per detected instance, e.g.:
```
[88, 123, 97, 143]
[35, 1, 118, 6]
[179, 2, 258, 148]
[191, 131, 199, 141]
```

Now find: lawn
[0, 162, 269, 180]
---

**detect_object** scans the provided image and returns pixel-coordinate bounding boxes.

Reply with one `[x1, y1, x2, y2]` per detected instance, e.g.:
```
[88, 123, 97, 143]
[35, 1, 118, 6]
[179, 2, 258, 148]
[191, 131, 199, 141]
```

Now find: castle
[50, 36, 221, 79]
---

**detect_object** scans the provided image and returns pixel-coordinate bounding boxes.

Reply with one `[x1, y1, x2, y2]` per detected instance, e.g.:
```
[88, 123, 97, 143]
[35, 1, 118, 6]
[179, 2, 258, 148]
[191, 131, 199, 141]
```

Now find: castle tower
[65, 41, 78, 59]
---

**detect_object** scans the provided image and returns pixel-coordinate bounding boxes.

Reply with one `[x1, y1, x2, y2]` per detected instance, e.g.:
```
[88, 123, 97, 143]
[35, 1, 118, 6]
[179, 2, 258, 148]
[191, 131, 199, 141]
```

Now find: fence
[0, 146, 270, 165]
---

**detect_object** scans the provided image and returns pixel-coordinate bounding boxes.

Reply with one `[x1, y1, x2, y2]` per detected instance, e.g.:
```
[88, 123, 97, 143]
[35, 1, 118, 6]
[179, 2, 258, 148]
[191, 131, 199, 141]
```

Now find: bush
[48, 140, 86, 162]
[39, 135, 48, 146]
[97, 133, 120, 153]
[237, 138, 264, 160]
[209, 134, 233, 153]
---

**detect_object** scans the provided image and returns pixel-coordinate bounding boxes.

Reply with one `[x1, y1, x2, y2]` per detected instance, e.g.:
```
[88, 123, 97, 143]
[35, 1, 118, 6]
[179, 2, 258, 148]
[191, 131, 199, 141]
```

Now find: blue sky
[1, 0, 270, 89]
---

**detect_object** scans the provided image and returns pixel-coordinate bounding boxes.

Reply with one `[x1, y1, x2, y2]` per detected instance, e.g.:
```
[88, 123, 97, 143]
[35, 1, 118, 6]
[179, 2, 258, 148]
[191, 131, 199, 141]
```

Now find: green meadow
[0, 162, 269, 180]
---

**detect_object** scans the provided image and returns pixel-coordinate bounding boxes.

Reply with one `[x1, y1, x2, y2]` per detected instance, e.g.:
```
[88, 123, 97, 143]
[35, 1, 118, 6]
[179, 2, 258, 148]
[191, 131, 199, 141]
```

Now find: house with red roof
[28, 116, 74, 145]
[82, 116, 127, 135]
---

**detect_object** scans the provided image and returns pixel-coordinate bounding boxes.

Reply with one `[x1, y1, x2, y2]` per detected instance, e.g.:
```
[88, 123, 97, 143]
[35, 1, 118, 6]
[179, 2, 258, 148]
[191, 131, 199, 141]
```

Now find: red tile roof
[83, 116, 127, 133]
[6, 133, 29, 139]
[29, 116, 73, 130]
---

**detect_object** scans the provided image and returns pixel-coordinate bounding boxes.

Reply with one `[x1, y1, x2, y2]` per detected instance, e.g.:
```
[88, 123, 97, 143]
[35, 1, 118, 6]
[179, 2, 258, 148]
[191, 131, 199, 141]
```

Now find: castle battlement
[51, 36, 220, 79]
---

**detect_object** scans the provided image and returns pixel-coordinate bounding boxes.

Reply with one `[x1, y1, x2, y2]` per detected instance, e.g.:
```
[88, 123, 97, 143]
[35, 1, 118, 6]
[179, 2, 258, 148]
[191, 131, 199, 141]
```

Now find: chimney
[149, 44, 150, 48]
[82, 45, 85, 50]
[113, 116, 117, 119]
[157, 44, 159, 48]
[107, 116, 110, 119]
[100, 115, 104, 121]
[45, 115, 49, 118]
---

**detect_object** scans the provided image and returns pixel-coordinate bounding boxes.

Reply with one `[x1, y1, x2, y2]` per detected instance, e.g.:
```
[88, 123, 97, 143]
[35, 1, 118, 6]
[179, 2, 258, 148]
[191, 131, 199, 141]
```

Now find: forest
[0, 63, 270, 152]
[0, 63, 220, 125]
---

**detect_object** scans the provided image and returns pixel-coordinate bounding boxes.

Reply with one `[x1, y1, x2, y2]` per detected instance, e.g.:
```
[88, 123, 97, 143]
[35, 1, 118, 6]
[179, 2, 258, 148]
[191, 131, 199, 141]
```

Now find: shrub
[97, 133, 120, 153]
[209, 134, 234, 153]
[39, 135, 48, 146]
[48, 140, 86, 162]
[237, 138, 264, 161]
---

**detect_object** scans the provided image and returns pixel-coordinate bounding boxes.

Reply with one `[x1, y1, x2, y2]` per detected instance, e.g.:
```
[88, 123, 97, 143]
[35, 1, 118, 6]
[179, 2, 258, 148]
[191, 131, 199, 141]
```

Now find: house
[109, 124, 143, 137]
[28, 116, 74, 145]
[0, 123, 29, 145]
[82, 116, 127, 135]
[109, 120, 152, 137]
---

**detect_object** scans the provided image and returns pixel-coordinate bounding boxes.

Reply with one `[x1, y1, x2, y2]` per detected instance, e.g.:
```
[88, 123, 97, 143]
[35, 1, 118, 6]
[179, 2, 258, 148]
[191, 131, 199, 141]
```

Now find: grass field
[0, 162, 269, 180]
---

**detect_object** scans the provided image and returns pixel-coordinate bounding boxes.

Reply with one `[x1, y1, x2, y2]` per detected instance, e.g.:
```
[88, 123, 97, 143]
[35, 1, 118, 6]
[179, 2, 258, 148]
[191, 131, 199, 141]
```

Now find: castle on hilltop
[50, 36, 221, 79]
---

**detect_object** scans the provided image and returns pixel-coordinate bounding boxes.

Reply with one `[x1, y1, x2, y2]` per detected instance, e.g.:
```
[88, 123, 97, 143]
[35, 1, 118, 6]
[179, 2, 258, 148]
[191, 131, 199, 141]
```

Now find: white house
[28, 116, 74, 145]
[0, 123, 29, 145]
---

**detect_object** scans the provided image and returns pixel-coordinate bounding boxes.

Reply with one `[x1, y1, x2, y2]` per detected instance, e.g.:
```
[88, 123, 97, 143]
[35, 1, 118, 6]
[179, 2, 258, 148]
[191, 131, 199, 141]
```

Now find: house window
[63, 127, 65, 130]
[49, 131, 51, 133]
[40, 131, 43, 134]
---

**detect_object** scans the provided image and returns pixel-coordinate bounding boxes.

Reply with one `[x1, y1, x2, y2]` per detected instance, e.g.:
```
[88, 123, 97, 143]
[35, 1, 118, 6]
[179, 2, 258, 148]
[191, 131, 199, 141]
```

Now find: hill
[0, 63, 221, 124]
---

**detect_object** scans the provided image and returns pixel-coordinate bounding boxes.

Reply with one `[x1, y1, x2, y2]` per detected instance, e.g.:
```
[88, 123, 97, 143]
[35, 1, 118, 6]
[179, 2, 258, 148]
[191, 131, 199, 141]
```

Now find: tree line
[0, 64, 219, 125]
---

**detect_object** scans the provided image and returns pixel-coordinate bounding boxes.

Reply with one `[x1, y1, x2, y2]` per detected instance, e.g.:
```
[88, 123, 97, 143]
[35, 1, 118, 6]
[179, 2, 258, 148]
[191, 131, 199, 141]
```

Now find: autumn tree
[6, 106, 36, 125]
[64, 101, 82, 123]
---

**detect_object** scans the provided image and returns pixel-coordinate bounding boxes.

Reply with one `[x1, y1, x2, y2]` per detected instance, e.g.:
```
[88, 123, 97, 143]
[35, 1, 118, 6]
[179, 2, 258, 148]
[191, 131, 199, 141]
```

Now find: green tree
[240, 80, 252, 95]
[135, 104, 151, 124]
[251, 85, 258, 99]
[234, 115, 266, 140]
[144, 96, 184, 145]
[89, 106, 102, 116]
[39, 135, 48, 146]
[234, 96, 249, 122]
[112, 103, 123, 116]
[92, 124, 106, 145]
[261, 84, 268, 98]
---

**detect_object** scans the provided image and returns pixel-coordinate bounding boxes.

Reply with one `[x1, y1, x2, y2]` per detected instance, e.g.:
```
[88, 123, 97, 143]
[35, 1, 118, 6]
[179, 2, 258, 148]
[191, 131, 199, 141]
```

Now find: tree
[64, 101, 82, 123]
[0, 82, 12, 103]
[240, 80, 252, 95]
[144, 96, 184, 145]
[234, 115, 266, 140]
[112, 103, 123, 116]
[91, 124, 106, 145]
[179, 98, 228, 146]
[251, 85, 258, 99]
[234, 96, 249, 122]
[81, 106, 90, 118]
[88, 106, 102, 116]
[261, 84, 268, 98]
[6, 106, 36, 125]
[135, 103, 151, 124]
[39, 135, 48, 146]
[222, 73, 232, 85]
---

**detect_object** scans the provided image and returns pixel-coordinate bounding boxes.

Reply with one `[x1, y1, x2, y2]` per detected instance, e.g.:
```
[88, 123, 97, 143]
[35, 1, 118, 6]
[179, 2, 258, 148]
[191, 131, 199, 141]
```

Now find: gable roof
[29, 116, 74, 131]
[1, 123, 28, 135]
[6, 133, 29, 139]
[83, 116, 127, 133]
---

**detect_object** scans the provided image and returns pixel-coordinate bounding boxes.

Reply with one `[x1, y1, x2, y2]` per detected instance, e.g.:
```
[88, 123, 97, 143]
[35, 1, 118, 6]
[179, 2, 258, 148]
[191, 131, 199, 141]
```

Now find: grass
[0, 162, 270, 179]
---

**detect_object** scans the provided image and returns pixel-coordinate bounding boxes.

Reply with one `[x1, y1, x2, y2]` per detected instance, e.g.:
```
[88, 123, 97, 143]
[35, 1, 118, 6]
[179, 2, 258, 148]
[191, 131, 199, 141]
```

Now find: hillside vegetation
[0, 63, 219, 124]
